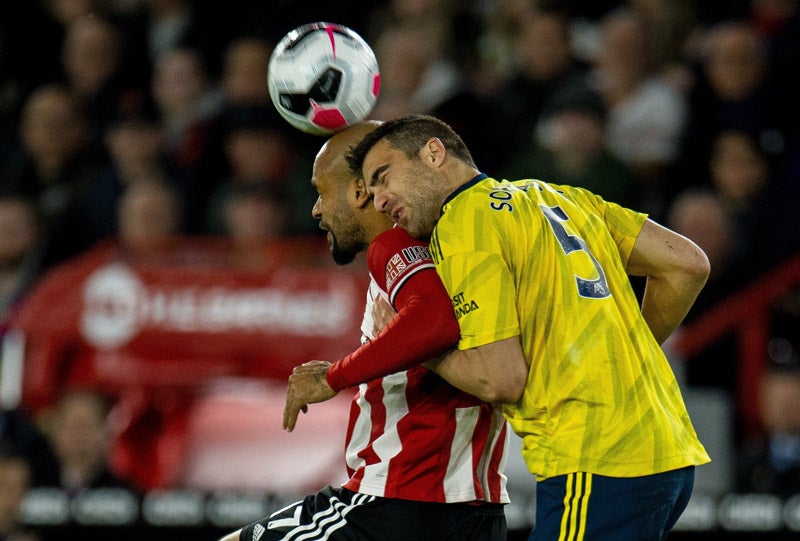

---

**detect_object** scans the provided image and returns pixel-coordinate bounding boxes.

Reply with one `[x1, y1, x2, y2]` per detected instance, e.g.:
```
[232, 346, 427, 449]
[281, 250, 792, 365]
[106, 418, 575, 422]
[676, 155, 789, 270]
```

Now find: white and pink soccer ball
[267, 22, 381, 136]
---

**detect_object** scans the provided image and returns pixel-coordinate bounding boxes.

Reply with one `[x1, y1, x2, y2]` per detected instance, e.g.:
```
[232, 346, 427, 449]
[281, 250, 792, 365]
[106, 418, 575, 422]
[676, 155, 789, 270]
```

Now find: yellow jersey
[429, 174, 710, 480]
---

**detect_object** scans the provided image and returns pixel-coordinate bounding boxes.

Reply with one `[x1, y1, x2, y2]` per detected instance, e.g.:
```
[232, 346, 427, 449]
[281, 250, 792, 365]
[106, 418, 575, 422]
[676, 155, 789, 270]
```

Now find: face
[710, 132, 767, 202]
[224, 195, 287, 241]
[223, 39, 271, 102]
[118, 182, 180, 245]
[363, 139, 443, 239]
[0, 199, 38, 268]
[516, 13, 571, 80]
[152, 49, 206, 114]
[597, 14, 647, 82]
[21, 88, 86, 162]
[63, 18, 120, 94]
[0, 457, 29, 529]
[706, 27, 764, 102]
[224, 129, 285, 179]
[52, 393, 109, 470]
[311, 147, 367, 265]
[759, 371, 800, 433]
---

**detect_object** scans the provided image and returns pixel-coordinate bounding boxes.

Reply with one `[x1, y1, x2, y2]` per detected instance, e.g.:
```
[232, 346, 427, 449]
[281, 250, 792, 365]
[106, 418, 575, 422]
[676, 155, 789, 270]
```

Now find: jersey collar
[442, 173, 488, 210]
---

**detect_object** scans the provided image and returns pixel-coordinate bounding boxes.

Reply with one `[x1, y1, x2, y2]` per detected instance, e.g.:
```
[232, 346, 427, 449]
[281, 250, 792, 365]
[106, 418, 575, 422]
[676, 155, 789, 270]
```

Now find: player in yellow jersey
[347, 114, 711, 541]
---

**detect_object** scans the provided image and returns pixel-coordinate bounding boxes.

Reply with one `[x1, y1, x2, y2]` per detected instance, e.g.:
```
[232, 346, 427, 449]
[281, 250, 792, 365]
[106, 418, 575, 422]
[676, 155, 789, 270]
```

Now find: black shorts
[239, 486, 506, 541]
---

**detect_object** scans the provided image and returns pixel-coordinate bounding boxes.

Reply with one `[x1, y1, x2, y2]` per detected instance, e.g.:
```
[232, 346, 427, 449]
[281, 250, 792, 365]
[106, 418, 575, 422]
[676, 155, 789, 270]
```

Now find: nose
[372, 190, 389, 213]
[311, 196, 322, 219]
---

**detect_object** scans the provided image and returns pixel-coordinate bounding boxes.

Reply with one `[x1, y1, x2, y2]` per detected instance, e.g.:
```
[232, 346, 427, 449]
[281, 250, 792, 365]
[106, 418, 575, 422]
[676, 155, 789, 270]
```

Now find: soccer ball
[267, 22, 381, 136]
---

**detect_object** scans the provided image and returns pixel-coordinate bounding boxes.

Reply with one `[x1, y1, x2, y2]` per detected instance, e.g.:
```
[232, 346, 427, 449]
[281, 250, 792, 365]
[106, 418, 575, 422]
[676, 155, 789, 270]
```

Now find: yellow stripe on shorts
[558, 472, 593, 541]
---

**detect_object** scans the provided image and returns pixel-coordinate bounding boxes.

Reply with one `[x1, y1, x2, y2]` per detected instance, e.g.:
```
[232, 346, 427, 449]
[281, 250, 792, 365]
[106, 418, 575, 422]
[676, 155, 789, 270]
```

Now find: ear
[351, 176, 372, 209]
[421, 137, 446, 168]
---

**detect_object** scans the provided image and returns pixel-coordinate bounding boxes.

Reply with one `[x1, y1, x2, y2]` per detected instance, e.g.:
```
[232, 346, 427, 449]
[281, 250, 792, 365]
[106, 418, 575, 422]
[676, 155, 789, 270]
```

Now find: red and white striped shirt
[335, 227, 509, 503]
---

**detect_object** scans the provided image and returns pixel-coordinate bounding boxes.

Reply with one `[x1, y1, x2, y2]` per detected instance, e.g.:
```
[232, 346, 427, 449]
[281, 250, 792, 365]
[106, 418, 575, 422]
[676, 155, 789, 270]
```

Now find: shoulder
[368, 227, 428, 265]
[368, 227, 434, 287]
[374, 226, 427, 249]
[368, 230, 437, 303]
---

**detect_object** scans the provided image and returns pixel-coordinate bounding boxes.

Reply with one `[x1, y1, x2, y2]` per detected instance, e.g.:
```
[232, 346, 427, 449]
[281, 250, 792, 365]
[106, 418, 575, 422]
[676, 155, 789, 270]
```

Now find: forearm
[641, 270, 707, 344]
[425, 336, 528, 404]
[628, 220, 710, 344]
[425, 349, 499, 403]
[327, 296, 459, 390]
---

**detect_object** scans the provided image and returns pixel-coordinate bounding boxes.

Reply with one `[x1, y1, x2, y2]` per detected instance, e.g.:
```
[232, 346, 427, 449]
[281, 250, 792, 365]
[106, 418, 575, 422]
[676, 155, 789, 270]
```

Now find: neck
[448, 162, 482, 190]
[363, 212, 395, 244]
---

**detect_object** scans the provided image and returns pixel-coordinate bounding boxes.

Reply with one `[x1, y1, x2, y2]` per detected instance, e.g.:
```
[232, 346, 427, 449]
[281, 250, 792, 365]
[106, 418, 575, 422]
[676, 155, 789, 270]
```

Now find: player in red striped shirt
[220, 122, 509, 541]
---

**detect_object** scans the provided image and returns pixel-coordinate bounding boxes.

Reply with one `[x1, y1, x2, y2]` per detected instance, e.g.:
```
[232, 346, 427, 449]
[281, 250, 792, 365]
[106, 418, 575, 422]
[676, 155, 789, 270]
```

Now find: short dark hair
[345, 114, 476, 176]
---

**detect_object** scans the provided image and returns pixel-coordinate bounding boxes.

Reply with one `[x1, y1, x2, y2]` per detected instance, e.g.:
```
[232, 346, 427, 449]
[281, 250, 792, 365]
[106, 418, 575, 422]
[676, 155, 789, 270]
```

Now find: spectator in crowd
[84, 107, 174, 242]
[473, 0, 533, 93]
[748, 0, 800, 97]
[1, 85, 101, 270]
[200, 36, 299, 216]
[0, 409, 59, 488]
[666, 189, 741, 391]
[212, 183, 292, 271]
[150, 46, 223, 229]
[219, 37, 273, 107]
[45, 389, 134, 495]
[214, 183, 289, 242]
[150, 47, 221, 175]
[61, 15, 143, 145]
[500, 84, 641, 209]
[0, 196, 43, 327]
[678, 21, 795, 187]
[368, 1, 491, 168]
[629, 0, 699, 69]
[0, 3, 63, 152]
[670, 130, 800, 393]
[489, 3, 589, 171]
[371, 24, 463, 122]
[591, 8, 689, 218]
[117, 0, 227, 79]
[0, 445, 38, 541]
[47, 0, 105, 26]
[368, 0, 456, 54]
[737, 291, 800, 496]
[667, 189, 739, 306]
[206, 105, 314, 237]
[116, 179, 185, 255]
[707, 130, 800, 280]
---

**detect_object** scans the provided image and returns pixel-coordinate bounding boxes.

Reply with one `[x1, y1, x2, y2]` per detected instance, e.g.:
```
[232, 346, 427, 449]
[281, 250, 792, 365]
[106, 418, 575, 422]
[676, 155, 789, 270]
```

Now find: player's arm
[284, 266, 459, 431]
[326, 266, 460, 389]
[625, 218, 710, 344]
[424, 337, 527, 404]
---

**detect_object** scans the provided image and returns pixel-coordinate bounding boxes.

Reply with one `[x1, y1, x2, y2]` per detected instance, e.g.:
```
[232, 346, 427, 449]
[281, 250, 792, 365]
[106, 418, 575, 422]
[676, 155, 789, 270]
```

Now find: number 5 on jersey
[540, 205, 611, 299]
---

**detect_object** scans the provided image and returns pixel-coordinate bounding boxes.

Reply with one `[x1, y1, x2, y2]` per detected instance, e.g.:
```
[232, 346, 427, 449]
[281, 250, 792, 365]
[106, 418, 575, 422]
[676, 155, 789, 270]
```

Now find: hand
[283, 361, 338, 432]
[371, 295, 395, 336]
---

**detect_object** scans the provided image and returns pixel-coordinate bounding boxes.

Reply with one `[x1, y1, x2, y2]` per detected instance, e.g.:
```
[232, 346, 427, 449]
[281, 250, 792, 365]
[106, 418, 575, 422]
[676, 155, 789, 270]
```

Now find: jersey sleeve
[560, 184, 648, 268]
[326, 228, 460, 391]
[599, 198, 647, 266]
[435, 250, 520, 350]
[432, 184, 523, 351]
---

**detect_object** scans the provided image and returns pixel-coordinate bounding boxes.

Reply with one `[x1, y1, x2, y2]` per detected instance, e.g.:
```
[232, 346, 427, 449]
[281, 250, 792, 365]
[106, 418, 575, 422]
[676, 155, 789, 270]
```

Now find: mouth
[390, 206, 404, 224]
[318, 223, 332, 243]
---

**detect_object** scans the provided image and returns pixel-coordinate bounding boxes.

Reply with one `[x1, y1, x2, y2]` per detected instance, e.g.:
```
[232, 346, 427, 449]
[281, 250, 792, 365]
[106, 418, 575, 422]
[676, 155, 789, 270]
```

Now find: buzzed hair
[345, 114, 476, 176]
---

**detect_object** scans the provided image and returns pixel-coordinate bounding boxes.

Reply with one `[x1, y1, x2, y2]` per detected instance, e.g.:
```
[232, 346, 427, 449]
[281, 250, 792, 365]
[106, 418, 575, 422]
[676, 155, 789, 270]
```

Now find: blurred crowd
[1, 0, 800, 537]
